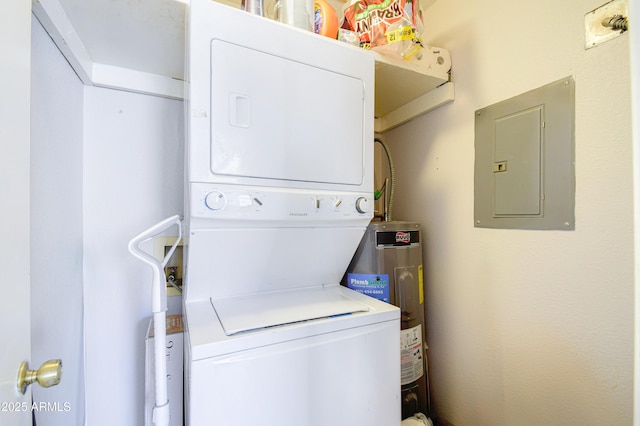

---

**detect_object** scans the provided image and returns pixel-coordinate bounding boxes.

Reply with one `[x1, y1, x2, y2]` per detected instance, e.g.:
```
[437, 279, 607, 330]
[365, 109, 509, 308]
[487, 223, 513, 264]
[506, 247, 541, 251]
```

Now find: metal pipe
[602, 14, 628, 32]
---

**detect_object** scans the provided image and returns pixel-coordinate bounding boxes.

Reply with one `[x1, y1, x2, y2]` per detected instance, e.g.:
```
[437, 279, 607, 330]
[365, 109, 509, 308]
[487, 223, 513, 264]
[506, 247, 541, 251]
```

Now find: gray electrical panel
[474, 77, 575, 230]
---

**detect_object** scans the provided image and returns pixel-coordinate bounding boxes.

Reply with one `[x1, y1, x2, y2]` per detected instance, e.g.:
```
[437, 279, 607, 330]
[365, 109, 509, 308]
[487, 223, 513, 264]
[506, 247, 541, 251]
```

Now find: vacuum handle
[128, 215, 182, 268]
[127, 215, 182, 313]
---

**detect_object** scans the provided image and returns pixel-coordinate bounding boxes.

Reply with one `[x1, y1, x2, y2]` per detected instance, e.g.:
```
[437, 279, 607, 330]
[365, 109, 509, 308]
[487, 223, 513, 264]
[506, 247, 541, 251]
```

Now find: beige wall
[384, 0, 633, 424]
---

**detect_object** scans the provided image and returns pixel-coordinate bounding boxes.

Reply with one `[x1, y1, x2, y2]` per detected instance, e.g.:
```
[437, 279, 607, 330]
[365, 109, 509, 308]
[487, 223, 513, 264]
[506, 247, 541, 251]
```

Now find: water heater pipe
[375, 138, 395, 221]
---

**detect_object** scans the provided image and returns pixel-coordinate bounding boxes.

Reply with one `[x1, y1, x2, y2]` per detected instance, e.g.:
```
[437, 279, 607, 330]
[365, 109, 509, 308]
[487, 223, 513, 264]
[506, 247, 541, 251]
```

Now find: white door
[0, 1, 32, 425]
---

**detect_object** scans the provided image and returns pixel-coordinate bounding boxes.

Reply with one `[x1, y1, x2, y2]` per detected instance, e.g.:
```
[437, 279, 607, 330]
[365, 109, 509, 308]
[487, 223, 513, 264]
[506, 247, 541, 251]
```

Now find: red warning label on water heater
[401, 324, 424, 385]
[395, 232, 410, 243]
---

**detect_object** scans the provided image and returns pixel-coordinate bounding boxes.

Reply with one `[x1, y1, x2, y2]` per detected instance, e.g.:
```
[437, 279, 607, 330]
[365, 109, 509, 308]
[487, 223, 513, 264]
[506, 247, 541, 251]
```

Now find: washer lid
[212, 285, 370, 336]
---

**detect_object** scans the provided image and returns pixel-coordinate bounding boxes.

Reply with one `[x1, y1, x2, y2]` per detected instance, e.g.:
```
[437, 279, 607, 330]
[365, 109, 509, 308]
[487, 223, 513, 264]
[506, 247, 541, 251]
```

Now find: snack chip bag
[341, 0, 423, 60]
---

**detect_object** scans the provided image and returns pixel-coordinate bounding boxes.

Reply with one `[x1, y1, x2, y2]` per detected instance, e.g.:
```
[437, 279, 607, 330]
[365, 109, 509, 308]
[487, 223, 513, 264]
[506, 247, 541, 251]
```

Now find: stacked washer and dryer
[183, 0, 400, 424]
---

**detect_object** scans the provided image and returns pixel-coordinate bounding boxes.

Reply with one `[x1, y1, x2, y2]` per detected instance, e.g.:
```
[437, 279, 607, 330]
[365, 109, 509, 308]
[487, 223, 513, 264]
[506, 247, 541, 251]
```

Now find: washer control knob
[355, 196, 370, 214]
[205, 191, 226, 211]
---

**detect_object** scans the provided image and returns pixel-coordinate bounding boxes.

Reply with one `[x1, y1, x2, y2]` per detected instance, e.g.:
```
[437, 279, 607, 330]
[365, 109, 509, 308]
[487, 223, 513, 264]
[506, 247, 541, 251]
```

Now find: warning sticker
[400, 324, 424, 385]
[347, 273, 390, 303]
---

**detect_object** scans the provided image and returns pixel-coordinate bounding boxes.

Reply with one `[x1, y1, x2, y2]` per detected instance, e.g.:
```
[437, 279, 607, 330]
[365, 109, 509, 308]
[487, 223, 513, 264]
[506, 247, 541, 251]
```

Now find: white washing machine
[184, 1, 401, 424]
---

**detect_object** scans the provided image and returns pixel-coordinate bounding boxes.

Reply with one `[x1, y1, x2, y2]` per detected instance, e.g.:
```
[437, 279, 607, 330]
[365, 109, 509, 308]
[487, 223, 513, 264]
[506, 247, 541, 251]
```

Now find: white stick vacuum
[128, 215, 182, 426]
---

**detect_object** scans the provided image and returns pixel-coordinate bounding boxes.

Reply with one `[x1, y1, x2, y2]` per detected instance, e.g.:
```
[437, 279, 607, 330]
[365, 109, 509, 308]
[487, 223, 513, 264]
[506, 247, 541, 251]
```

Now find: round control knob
[205, 191, 226, 211]
[355, 196, 370, 214]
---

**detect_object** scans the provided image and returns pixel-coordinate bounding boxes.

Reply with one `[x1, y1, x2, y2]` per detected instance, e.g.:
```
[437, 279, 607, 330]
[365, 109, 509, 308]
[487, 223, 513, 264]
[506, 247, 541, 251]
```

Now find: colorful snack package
[341, 0, 424, 60]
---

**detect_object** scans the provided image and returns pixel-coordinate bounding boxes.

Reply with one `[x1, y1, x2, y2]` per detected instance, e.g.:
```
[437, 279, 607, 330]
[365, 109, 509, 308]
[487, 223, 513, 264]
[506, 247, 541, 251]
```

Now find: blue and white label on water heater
[347, 273, 390, 303]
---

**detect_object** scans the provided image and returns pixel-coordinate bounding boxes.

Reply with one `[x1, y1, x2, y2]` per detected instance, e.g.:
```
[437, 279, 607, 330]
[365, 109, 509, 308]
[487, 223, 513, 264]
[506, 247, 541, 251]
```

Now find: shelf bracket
[374, 82, 455, 133]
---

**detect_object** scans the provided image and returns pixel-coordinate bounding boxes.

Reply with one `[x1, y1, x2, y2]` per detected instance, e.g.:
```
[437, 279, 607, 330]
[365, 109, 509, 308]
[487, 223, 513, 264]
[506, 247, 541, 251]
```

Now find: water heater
[343, 221, 429, 419]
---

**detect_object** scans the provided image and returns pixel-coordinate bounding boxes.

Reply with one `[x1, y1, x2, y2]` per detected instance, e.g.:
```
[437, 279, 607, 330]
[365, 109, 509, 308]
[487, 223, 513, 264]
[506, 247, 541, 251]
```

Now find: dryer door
[210, 39, 365, 186]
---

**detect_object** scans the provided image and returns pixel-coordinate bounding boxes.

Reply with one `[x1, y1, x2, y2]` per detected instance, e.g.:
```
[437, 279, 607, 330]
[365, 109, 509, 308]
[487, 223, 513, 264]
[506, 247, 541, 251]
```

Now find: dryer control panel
[190, 182, 372, 225]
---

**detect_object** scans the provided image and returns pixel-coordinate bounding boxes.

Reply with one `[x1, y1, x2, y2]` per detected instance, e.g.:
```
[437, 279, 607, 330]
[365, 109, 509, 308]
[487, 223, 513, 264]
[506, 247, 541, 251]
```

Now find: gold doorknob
[17, 359, 62, 395]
